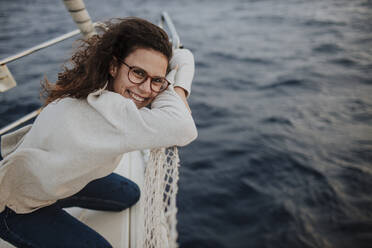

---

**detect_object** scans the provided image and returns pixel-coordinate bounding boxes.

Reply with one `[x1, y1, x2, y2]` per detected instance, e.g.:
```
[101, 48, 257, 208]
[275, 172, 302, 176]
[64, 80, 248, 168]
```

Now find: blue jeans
[0, 173, 140, 248]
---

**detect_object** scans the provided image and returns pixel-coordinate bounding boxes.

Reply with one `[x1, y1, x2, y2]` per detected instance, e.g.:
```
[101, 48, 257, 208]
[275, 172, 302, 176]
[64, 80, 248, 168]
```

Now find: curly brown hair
[41, 17, 172, 105]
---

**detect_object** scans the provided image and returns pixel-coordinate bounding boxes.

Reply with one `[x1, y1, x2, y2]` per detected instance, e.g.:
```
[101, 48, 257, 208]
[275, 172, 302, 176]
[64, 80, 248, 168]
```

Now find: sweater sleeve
[1, 124, 32, 158]
[87, 85, 198, 152]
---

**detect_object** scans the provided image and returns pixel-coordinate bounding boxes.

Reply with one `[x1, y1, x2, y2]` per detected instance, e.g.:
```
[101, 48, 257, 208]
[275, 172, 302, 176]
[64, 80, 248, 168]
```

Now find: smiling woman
[0, 17, 197, 248]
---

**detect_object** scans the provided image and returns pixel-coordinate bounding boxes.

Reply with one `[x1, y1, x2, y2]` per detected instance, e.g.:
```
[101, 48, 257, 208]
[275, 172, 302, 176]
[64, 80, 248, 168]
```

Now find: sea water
[0, 0, 371, 247]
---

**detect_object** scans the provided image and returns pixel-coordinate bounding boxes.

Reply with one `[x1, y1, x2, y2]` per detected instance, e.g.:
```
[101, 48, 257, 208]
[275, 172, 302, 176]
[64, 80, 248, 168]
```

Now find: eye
[132, 68, 146, 78]
[152, 77, 164, 84]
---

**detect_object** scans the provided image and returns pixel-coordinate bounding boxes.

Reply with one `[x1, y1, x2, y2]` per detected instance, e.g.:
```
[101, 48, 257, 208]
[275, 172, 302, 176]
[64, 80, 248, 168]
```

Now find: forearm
[174, 86, 191, 113]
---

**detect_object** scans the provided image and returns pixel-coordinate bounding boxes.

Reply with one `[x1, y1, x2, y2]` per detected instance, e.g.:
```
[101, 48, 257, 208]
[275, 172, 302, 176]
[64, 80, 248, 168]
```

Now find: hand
[166, 68, 192, 113]
[169, 48, 195, 97]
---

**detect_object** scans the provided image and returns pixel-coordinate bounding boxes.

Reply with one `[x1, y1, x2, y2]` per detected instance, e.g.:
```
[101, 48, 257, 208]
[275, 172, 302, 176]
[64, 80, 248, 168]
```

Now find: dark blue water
[1, 0, 372, 247]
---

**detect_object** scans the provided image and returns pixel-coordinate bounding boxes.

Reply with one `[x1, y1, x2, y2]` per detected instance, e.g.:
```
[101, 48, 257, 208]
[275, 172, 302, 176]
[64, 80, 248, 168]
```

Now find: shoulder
[42, 97, 91, 116]
[35, 97, 90, 131]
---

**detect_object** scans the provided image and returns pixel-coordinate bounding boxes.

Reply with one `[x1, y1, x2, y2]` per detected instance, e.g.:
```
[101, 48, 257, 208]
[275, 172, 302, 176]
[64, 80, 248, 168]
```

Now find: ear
[109, 59, 118, 78]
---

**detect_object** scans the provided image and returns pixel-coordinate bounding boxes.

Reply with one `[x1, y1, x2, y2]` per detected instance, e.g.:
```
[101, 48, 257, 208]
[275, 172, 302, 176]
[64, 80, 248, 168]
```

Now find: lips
[127, 90, 146, 102]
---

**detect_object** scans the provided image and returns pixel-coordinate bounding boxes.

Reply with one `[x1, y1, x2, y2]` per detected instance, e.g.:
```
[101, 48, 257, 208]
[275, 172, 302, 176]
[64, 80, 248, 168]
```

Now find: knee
[125, 180, 141, 206]
[115, 179, 141, 211]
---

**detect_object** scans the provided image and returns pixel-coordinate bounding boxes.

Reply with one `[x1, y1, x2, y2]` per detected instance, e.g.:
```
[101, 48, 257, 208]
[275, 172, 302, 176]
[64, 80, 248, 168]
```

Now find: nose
[138, 77, 152, 95]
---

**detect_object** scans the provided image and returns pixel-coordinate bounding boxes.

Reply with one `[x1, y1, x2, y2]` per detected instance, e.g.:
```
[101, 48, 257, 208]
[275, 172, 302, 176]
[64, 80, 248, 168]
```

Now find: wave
[329, 58, 358, 67]
[219, 77, 255, 91]
[258, 79, 320, 93]
[312, 43, 343, 54]
[303, 19, 347, 27]
[209, 51, 273, 65]
[260, 116, 294, 127]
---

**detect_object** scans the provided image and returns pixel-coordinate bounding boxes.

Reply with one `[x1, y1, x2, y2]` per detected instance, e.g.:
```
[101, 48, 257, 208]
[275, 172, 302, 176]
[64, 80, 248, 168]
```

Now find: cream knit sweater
[0, 85, 197, 214]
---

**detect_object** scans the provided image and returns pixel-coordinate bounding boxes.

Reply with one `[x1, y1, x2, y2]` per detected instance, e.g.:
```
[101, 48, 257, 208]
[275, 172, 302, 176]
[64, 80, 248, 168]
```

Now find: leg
[57, 173, 140, 211]
[0, 205, 112, 248]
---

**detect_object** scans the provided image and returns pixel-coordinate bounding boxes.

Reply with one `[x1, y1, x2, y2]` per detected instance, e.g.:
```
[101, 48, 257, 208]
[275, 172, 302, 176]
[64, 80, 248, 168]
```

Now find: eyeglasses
[119, 60, 170, 93]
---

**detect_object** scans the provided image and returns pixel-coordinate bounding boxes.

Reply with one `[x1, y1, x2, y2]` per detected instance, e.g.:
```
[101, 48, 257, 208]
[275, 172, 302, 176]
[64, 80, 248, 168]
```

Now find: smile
[128, 90, 146, 102]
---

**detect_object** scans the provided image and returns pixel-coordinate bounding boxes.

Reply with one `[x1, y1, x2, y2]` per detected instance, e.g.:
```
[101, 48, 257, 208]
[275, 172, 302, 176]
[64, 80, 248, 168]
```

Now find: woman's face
[111, 48, 168, 109]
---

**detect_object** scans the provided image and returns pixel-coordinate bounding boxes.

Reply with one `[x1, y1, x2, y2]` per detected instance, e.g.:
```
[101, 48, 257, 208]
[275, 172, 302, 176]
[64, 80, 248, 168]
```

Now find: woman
[0, 17, 197, 247]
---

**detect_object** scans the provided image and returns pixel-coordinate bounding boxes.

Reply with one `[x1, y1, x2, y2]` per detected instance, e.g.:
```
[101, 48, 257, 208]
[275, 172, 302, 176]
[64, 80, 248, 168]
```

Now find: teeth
[129, 91, 145, 102]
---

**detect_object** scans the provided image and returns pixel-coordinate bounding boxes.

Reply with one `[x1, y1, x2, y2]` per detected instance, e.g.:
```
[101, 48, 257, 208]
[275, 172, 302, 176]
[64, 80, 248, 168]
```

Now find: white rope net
[143, 147, 180, 248]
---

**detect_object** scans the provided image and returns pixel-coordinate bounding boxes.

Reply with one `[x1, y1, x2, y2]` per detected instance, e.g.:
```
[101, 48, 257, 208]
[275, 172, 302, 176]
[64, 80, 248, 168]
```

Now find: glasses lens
[129, 67, 147, 84]
[151, 78, 169, 93]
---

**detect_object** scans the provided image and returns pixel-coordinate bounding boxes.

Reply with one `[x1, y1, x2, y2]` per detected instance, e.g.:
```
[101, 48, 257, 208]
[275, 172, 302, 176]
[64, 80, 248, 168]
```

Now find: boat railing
[0, 11, 181, 136]
[159, 12, 182, 49]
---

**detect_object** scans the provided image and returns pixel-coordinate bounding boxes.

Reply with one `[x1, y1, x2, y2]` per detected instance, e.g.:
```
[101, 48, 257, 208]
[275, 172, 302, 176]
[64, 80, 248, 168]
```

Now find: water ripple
[329, 58, 358, 67]
[313, 43, 343, 54]
[209, 51, 273, 65]
[260, 116, 294, 127]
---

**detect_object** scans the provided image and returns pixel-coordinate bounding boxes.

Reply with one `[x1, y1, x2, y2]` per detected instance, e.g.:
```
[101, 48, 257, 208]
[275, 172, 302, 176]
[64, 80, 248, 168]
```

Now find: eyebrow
[118, 57, 167, 77]
[129, 64, 166, 78]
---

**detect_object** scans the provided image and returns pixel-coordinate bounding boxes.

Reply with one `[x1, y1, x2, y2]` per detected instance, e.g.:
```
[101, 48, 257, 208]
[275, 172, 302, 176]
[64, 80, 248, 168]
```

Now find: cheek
[149, 92, 159, 99]
[112, 76, 129, 94]
[112, 79, 119, 93]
